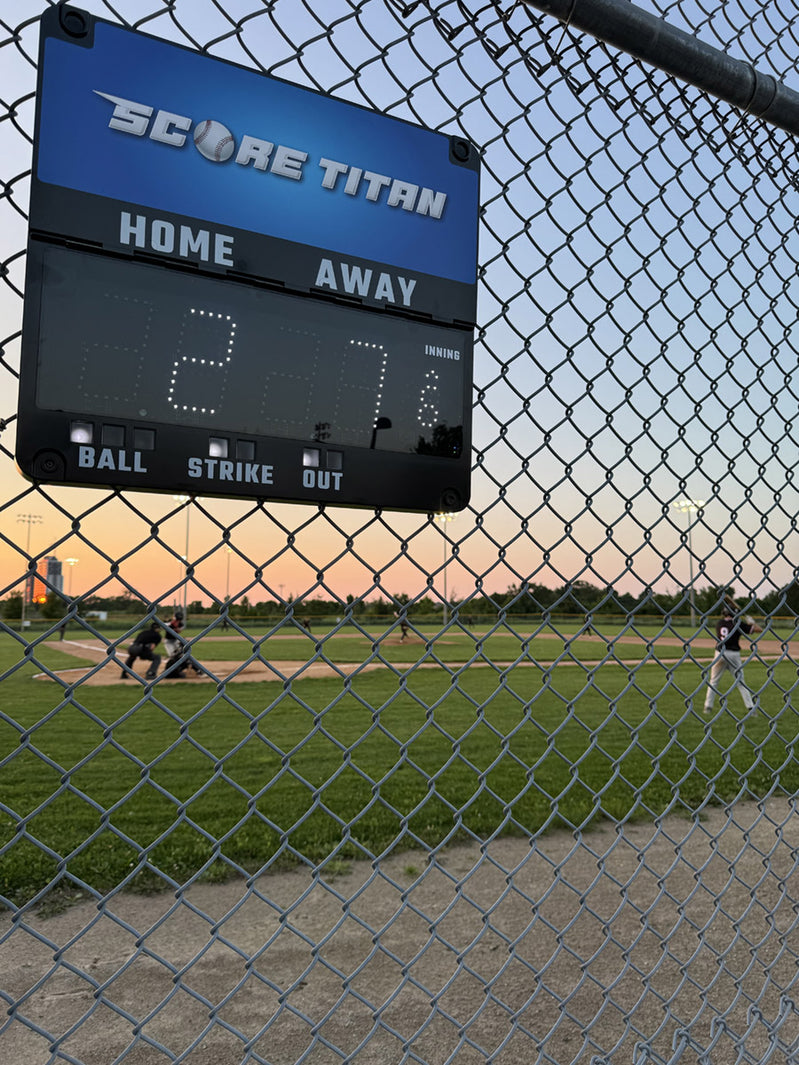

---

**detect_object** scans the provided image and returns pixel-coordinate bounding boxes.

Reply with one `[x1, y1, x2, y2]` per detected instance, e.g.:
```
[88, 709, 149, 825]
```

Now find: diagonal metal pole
[522, 0, 799, 135]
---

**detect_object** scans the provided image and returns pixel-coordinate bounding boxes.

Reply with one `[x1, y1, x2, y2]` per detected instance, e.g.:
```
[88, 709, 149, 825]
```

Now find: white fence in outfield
[3, 2, 799, 1063]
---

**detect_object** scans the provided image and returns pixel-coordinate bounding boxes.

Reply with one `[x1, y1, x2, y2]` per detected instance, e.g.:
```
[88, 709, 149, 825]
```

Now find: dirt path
[1, 797, 796, 1064]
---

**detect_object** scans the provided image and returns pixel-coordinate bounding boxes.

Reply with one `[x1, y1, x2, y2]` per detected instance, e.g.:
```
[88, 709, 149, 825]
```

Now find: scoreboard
[17, 5, 479, 511]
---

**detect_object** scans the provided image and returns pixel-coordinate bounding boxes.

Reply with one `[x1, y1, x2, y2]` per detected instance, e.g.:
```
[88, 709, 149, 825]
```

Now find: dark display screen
[35, 245, 466, 458]
[18, 241, 472, 510]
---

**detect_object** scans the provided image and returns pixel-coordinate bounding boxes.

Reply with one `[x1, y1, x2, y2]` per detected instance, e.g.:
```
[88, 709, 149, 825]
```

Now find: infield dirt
[32, 631, 778, 687]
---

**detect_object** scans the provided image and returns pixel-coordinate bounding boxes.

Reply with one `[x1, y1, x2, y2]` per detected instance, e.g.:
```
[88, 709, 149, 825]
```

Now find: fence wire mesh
[3, 0, 799, 1062]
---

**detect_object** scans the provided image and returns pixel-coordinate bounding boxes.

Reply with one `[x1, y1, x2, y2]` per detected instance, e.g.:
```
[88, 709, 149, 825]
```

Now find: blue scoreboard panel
[18, 5, 479, 511]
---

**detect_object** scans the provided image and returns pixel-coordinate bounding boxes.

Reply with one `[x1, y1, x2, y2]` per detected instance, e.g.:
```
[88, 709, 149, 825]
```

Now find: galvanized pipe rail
[522, 0, 799, 134]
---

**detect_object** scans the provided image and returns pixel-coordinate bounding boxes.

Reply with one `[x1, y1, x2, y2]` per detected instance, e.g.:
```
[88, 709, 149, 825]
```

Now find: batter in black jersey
[703, 596, 762, 713]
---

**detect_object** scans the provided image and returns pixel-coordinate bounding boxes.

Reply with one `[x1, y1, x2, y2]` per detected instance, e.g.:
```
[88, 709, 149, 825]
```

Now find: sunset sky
[2, 0, 796, 613]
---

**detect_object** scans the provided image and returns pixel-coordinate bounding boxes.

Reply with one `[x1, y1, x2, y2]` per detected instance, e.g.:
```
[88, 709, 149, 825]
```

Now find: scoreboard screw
[440, 488, 461, 510]
[34, 451, 65, 480]
[451, 138, 471, 163]
[59, 6, 89, 38]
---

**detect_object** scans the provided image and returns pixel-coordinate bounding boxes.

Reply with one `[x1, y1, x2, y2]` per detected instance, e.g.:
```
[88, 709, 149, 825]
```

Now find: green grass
[165, 625, 708, 667]
[1, 628, 797, 907]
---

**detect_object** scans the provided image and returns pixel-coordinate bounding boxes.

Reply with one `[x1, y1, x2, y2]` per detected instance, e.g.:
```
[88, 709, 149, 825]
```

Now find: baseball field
[1, 621, 796, 907]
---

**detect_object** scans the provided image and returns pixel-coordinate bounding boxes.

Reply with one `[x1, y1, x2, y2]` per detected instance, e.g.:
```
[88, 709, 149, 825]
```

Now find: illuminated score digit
[345, 339, 389, 432]
[337, 339, 389, 442]
[418, 369, 440, 429]
[168, 307, 236, 416]
[370, 343, 388, 427]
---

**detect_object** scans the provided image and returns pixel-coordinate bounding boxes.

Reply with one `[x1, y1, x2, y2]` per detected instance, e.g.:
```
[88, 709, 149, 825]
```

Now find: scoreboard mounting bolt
[451, 139, 471, 163]
[34, 451, 65, 480]
[59, 6, 89, 38]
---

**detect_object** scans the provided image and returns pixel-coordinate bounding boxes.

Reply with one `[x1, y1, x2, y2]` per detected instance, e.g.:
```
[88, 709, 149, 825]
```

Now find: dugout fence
[3, 1, 799, 1063]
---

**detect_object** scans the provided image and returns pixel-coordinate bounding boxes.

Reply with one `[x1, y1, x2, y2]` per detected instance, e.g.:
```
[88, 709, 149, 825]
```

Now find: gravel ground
[3, 797, 799, 1064]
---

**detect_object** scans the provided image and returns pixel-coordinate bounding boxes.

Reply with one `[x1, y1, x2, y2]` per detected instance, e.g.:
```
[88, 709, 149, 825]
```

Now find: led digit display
[34, 245, 465, 458]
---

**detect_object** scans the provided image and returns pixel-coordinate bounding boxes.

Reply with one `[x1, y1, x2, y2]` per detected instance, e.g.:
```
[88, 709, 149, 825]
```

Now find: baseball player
[162, 610, 205, 678]
[120, 620, 162, 680]
[703, 596, 762, 713]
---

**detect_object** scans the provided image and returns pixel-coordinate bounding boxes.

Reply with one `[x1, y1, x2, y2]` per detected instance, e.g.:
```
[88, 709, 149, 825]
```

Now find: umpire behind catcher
[702, 595, 762, 714]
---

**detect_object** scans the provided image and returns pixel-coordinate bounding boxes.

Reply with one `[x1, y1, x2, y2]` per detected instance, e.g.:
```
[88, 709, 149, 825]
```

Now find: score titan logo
[94, 91, 450, 220]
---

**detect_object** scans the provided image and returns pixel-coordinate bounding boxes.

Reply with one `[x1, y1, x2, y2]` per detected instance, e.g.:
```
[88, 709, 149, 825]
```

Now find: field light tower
[225, 546, 233, 604]
[173, 496, 191, 619]
[64, 557, 79, 596]
[17, 513, 43, 632]
[673, 498, 705, 627]
[436, 511, 456, 626]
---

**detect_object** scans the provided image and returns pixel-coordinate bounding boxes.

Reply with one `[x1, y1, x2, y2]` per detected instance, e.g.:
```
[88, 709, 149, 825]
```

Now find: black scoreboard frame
[17, 5, 479, 512]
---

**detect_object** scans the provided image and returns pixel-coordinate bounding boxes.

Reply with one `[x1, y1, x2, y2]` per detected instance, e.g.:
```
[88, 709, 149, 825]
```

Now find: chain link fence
[3, 0, 799, 1062]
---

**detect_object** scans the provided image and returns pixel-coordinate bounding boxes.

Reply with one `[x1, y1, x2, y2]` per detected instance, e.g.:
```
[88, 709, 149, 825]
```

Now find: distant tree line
[3, 579, 797, 622]
[477, 581, 788, 618]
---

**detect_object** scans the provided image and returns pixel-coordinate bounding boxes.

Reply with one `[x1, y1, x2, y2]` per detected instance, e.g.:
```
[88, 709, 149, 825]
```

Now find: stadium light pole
[436, 512, 456, 626]
[173, 495, 190, 619]
[64, 557, 79, 596]
[17, 513, 43, 632]
[223, 545, 233, 625]
[673, 498, 705, 628]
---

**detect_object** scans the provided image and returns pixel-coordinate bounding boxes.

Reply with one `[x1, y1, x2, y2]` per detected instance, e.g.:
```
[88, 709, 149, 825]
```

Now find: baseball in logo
[193, 119, 235, 162]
